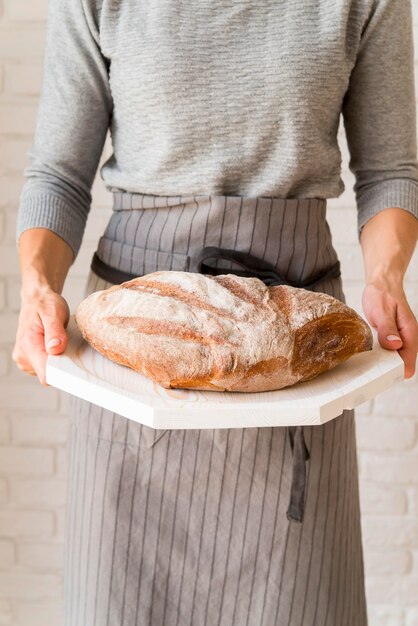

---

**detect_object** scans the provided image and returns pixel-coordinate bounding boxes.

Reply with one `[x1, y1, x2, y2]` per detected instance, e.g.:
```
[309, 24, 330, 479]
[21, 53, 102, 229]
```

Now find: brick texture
[0, 446, 54, 477]
[7, 0, 48, 23]
[0, 511, 54, 539]
[7, 63, 43, 96]
[0, 478, 8, 506]
[0, 573, 62, 600]
[11, 416, 68, 446]
[17, 542, 63, 571]
[0, 1, 417, 625]
[0, 540, 15, 569]
[13, 602, 63, 626]
[0, 600, 14, 625]
[10, 479, 67, 508]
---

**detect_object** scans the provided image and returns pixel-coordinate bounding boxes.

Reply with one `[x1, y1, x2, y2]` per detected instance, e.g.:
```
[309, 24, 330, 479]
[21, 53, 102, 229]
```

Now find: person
[12, 0, 418, 624]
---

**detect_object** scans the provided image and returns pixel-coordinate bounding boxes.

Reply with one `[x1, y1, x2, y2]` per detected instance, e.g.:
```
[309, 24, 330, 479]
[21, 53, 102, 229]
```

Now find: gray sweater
[16, 0, 418, 260]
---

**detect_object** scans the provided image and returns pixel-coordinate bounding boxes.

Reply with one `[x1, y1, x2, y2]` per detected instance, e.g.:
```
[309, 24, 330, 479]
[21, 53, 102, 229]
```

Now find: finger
[396, 299, 418, 341]
[376, 313, 403, 351]
[15, 357, 35, 372]
[16, 362, 37, 376]
[39, 305, 69, 354]
[396, 314, 418, 379]
[12, 346, 36, 374]
[397, 344, 417, 379]
[23, 328, 49, 386]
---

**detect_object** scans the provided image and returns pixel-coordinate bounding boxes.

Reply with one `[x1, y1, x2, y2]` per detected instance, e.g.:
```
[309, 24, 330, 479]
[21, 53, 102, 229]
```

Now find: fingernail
[46, 338, 61, 349]
[386, 335, 401, 342]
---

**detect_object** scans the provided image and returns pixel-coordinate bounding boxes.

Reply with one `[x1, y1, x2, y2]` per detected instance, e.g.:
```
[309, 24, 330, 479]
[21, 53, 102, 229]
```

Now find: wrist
[20, 270, 61, 301]
[18, 229, 72, 298]
[360, 209, 417, 288]
[364, 267, 405, 292]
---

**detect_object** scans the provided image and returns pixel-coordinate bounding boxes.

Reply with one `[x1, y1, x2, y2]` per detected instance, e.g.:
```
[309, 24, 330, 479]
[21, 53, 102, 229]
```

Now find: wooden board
[46, 315, 404, 429]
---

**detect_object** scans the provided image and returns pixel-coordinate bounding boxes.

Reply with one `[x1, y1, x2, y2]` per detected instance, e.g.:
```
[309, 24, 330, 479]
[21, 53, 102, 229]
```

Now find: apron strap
[286, 426, 311, 523]
[90, 251, 142, 284]
[195, 246, 341, 289]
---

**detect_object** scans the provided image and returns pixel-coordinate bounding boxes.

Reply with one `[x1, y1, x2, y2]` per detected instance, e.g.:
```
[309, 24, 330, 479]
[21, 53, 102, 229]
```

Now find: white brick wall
[0, 0, 417, 624]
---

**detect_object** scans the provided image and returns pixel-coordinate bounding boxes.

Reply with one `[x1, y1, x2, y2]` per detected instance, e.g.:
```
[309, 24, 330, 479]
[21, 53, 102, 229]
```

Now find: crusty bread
[75, 271, 373, 392]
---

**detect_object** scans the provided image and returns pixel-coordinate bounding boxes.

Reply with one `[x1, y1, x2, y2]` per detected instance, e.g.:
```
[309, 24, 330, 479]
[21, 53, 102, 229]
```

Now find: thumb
[40, 306, 69, 355]
[377, 317, 403, 351]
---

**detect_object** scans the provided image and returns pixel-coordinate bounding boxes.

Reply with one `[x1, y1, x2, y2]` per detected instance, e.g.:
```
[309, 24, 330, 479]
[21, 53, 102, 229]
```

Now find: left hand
[362, 279, 418, 378]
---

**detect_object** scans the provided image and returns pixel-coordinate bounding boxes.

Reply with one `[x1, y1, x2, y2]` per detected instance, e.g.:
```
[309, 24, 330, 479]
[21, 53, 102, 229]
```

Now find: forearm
[359, 208, 418, 287]
[18, 228, 74, 299]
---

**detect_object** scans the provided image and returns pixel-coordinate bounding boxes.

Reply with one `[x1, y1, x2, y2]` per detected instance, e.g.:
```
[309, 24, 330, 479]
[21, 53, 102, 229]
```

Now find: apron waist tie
[194, 246, 341, 288]
[90, 245, 341, 524]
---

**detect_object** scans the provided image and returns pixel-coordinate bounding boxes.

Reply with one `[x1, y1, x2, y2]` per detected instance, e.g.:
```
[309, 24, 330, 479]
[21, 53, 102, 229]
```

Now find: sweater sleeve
[16, 0, 112, 261]
[341, 0, 418, 240]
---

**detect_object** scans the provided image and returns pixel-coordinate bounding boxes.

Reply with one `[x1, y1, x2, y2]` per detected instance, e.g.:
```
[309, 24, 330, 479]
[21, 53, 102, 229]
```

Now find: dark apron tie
[90, 246, 341, 524]
[194, 245, 341, 288]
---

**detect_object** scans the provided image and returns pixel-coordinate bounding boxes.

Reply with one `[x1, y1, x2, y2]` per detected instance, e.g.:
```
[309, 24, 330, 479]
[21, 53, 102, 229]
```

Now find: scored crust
[75, 271, 373, 392]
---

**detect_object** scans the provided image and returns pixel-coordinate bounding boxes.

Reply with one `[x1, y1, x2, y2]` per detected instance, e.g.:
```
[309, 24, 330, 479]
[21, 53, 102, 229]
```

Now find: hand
[12, 287, 70, 386]
[362, 278, 418, 378]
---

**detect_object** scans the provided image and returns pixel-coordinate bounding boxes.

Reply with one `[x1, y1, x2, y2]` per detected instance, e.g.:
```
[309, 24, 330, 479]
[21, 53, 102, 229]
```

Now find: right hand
[12, 287, 70, 386]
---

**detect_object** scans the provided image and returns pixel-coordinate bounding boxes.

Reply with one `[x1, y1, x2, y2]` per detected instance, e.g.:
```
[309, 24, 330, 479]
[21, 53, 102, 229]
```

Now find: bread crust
[75, 271, 373, 392]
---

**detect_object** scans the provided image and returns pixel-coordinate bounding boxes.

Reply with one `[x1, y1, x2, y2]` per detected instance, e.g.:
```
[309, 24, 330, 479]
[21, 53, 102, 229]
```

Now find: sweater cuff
[357, 178, 418, 241]
[16, 193, 86, 261]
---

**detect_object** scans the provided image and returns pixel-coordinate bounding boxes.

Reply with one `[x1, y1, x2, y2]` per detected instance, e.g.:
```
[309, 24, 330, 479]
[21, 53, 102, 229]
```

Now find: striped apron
[64, 193, 368, 626]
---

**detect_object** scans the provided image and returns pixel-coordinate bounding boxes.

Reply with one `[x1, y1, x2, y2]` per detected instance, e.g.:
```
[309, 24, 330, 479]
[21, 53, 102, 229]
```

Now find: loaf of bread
[75, 271, 373, 392]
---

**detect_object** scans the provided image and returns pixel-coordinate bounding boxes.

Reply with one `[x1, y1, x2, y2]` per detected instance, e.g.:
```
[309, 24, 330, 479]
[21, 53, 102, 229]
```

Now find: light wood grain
[46, 315, 405, 429]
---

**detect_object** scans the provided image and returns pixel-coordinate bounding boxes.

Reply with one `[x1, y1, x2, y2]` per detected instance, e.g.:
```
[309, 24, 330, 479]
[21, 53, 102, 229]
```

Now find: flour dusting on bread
[75, 270, 373, 392]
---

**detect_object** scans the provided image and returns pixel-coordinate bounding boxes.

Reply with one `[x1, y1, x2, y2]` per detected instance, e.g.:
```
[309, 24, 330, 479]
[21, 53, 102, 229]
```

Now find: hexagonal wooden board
[46, 315, 404, 429]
